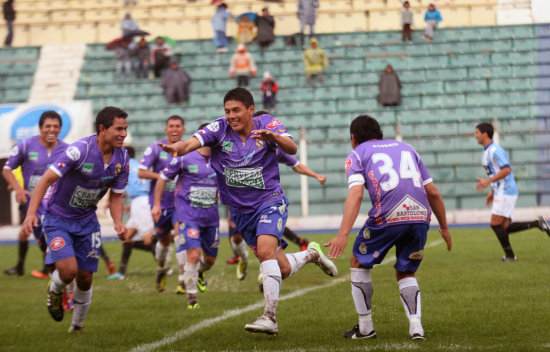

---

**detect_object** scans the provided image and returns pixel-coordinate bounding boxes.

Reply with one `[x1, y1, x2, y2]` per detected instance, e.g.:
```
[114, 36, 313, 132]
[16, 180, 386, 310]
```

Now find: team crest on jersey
[345, 158, 352, 174]
[362, 227, 371, 239]
[187, 228, 199, 239]
[50, 237, 65, 251]
[409, 250, 424, 260]
[28, 152, 38, 161]
[10, 146, 19, 156]
[267, 118, 281, 129]
[207, 122, 220, 132]
[66, 146, 81, 161]
[256, 140, 264, 150]
[115, 163, 122, 175]
[387, 196, 428, 224]
[222, 141, 233, 153]
[359, 243, 367, 255]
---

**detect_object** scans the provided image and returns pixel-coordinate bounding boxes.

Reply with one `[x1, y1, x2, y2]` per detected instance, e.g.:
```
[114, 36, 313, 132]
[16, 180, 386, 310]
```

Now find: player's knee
[279, 261, 291, 279]
[59, 268, 78, 283]
[232, 234, 243, 244]
[204, 256, 216, 266]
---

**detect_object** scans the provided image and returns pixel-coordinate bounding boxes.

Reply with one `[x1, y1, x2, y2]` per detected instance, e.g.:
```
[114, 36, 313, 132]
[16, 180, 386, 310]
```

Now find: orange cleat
[31, 270, 50, 279]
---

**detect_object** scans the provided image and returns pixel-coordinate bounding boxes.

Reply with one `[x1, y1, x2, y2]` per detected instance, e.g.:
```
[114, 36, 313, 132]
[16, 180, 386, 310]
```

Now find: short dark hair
[476, 122, 494, 139]
[95, 106, 128, 134]
[224, 87, 255, 108]
[198, 122, 210, 131]
[166, 115, 185, 126]
[218, 3, 227, 9]
[39, 110, 62, 128]
[350, 115, 383, 145]
[125, 145, 135, 158]
[253, 110, 269, 117]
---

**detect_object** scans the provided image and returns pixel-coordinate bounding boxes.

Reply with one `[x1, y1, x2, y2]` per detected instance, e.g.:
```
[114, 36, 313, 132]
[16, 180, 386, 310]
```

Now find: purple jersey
[345, 139, 433, 229]
[3, 136, 68, 194]
[277, 150, 299, 168]
[45, 135, 129, 221]
[194, 114, 292, 214]
[161, 150, 219, 227]
[139, 139, 177, 209]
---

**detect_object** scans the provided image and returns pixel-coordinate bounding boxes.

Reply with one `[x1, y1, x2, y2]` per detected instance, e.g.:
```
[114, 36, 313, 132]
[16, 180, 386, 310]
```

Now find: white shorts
[126, 195, 154, 241]
[491, 194, 518, 219]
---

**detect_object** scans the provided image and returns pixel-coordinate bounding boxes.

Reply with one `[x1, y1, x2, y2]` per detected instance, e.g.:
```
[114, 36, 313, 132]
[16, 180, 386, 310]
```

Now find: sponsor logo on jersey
[66, 146, 81, 161]
[188, 165, 198, 174]
[222, 141, 233, 153]
[267, 118, 281, 129]
[28, 152, 38, 161]
[207, 122, 220, 132]
[50, 237, 65, 250]
[409, 250, 424, 260]
[224, 167, 265, 189]
[386, 196, 428, 224]
[160, 152, 168, 160]
[345, 158, 352, 174]
[82, 163, 93, 174]
[359, 243, 367, 255]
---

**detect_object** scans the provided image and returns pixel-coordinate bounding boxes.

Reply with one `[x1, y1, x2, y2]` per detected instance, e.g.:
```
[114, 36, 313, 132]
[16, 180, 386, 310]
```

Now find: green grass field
[1, 228, 550, 352]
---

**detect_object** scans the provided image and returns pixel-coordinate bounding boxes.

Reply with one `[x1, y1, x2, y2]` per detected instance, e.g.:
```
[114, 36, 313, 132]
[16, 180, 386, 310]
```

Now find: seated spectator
[121, 10, 138, 37]
[302, 38, 328, 85]
[377, 65, 401, 107]
[255, 7, 275, 51]
[161, 60, 191, 104]
[260, 71, 279, 111]
[151, 36, 173, 78]
[133, 37, 150, 79]
[401, 1, 413, 42]
[229, 43, 256, 87]
[115, 41, 132, 81]
[422, 3, 442, 42]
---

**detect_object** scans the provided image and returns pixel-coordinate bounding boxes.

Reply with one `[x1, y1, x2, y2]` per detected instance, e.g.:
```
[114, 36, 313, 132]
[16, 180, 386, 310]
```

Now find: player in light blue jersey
[474, 122, 549, 261]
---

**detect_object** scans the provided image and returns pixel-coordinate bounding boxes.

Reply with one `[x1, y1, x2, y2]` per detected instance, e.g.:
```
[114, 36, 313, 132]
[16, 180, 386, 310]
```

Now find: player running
[474, 122, 550, 261]
[153, 123, 219, 309]
[138, 115, 185, 292]
[3, 111, 68, 278]
[325, 115, 452, 340]
[159, 87, 338, 335]
[22, 106, 129, 332]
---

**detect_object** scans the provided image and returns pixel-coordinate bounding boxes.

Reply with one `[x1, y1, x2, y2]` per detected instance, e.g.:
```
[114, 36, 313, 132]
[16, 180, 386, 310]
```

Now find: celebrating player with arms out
[3, 111, 68, 278]
[159, 87, 337, 335]
[325, 115, 452, 340]
[22, 106, 129, 332]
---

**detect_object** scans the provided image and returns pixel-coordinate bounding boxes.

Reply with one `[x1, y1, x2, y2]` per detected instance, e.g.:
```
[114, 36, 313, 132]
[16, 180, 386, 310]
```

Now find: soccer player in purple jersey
[153, 123, 219, 309]
[138, 115, 185, 292]
[159, 87, 338, 335]
[325, 115, 452, 340]
[22, 106, 130, 333]
[3, 111, 68, 278]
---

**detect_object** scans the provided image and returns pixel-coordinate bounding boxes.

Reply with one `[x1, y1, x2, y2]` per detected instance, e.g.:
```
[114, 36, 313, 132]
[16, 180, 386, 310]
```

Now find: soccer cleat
[68, 325, 84, 333]
[257, 272, 264, 293]
[31, 270, 49, 279]
[502, 255, 518, 262]
[187, 302, 200, 310]
[299, 238, 310, 251]
[409, 317, 425, 340]
[176, 284, 186, 294]
[538, 216, 550, 237]
[156, 270, 167, 293]
[106, 259, 116, 275]
[307, 241, 338, 276]
[226, 256, 240, 265]
[244, 315, 278, 335]
[4, 264, 23, 276]
[237, 259, 248, 281]
[108, 272, 125, 280]
[343, 325, 376, 339]
[47, 284, 64, 322]
[197, 272, 207, 293]
[62, 293, 74, 311]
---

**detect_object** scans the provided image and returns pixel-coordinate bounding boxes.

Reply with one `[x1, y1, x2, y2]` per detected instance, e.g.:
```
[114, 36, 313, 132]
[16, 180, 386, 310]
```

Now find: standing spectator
[255, 7, 275, 52]
[151, 36, 173, 78]
[212, 3, 232, 53]
[3, 0, 15, 47]
[297, 0, 319, 46]
[229, 43, 256, 87]
[133, 37, 150, 79]
[401, 1, 413, 42]
[161, 60, 192, 104]
[377, 65, 402, 107]
[260, 71, 278, 111]
[302, 38, 328, 86]
[115, 41, 132, 81]
[121, 10, 138, 36]
[422, 3, 442, 42]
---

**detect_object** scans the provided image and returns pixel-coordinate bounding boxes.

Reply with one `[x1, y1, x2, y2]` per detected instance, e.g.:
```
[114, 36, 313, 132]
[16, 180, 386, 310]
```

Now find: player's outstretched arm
[424, 182, 452, 251]
[292, 164, 327, 185]
[109, 191, 127, 241]
[22, 169, 59, 236]
[158, 136, 201, 157]
[151, 177, 167, 223]
[2, 168, 30, 204]
[325, 185, 364, 258]
[251, 129, 297, 155]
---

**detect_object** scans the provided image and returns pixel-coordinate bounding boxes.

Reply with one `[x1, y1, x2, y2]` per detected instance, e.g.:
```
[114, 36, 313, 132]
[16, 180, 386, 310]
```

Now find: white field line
[130, 238, 445, 352]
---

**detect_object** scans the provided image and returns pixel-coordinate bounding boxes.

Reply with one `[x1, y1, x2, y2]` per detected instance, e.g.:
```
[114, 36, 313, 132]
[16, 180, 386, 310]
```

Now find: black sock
[119, 242, 133, 275]
[491, 225, 515, 257]
[100, 244, 111, 263]
[283, 227, 302, 246]
[132, 240, 153, 252]
[17, 241, 28, 267]
[37, 238, 48, 273]
[507, 221, 539, 233]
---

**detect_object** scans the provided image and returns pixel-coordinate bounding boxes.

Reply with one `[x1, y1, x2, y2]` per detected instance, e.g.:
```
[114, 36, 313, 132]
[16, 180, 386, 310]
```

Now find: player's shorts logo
[409, 250, 424, 260]
[187, 228, 199, 239]
[50, 237, 65, 251]
[359, 243, 367, 254]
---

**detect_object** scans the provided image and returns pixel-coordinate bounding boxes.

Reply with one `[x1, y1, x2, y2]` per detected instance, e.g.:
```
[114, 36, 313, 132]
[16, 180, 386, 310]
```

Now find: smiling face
[39, 117, 61, 146]
[164, 118, 185, 144]
[224, 99, 254, 136]
[102, 117, 128, 149]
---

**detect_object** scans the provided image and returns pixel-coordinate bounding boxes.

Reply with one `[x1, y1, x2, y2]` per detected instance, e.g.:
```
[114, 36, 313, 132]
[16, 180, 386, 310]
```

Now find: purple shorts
[176, 223, 219, 258]
[42, 212, 102, 272]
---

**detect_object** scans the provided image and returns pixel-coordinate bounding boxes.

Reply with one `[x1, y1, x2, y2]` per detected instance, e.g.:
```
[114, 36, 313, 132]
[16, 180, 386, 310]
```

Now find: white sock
[65, 279, 75, 296]
[351, 268, 374, 334]
[183, 262, 199, 295]
[398, 277, 421, 320]
[285, 249, 314, 277]
[176, 250, 187, 284]
[232, 239, 248, 262]
[49, 270, 68, 294]
[155, 241, 169, 269]
[261, 259, 281, 320]
[163, 244, 174, 270]
[71, 286, 92, 328]
[198, 254, 212, 273]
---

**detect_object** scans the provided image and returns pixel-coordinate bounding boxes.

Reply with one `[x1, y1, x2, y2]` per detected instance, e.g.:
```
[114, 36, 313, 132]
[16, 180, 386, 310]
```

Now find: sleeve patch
[267, 118, 281, 129]
[345, 157, 352, 173]
[66, 146, 81, 161]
